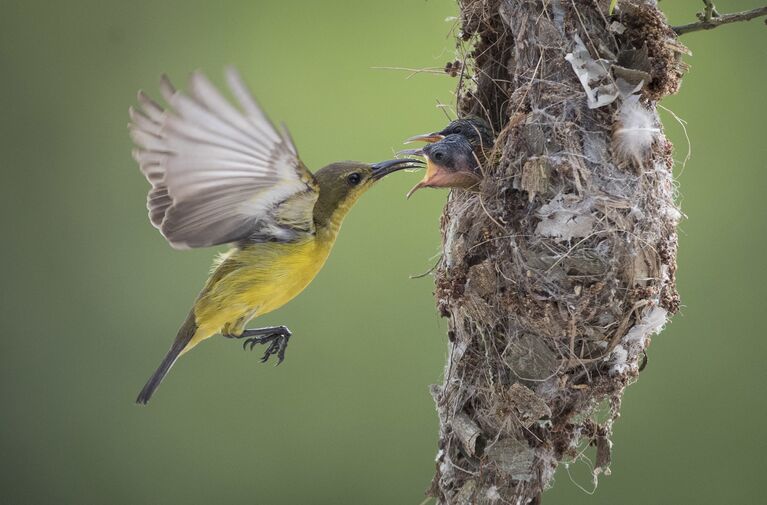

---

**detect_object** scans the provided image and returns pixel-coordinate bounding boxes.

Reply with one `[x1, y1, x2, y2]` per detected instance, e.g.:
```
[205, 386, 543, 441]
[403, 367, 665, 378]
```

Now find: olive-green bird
[129, 68, 423, 404]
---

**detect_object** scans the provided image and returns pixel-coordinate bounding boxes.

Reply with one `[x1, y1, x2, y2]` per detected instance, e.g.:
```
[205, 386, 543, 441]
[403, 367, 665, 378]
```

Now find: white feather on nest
[612, 95, 660, 164]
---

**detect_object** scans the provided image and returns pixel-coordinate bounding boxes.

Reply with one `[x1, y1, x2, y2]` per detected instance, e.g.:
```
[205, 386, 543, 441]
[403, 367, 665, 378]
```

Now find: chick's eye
[347, 173, 362, 186]
[433, 151, 445, 162]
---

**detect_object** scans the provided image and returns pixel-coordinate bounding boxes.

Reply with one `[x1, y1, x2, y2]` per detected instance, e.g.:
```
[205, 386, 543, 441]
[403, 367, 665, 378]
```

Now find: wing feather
[147, 186, 171, 225]
[225, 68, 276, 136]
[129, 68, 318, 249]
[136, 91, 164, 122]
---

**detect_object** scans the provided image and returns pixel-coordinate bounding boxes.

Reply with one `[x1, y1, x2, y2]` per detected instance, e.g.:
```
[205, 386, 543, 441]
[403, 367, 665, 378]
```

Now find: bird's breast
[193, 235, 337, 332]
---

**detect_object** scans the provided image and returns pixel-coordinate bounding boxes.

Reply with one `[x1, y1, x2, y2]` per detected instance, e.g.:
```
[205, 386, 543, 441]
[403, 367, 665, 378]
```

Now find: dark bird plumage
[403, 117, 495, 196]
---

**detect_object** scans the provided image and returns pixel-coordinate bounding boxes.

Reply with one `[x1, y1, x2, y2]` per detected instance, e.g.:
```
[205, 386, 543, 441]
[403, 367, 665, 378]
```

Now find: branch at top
[673, 5, 767, 35]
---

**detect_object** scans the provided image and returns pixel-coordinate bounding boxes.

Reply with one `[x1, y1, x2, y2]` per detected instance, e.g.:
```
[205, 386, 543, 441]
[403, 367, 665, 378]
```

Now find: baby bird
[405, 116, 494, 159]
[403, 117, 494, 197]
[405, 134, 480, 198]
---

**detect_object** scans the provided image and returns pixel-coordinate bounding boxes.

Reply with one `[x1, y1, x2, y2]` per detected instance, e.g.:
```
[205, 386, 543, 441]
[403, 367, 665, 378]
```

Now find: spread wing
[129, 68, 319, 249]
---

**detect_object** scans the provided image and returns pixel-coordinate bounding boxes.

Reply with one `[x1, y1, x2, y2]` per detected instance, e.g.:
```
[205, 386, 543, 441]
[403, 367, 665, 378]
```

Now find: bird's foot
[244, 332, 291, 364]
[235, 326, 292, 364]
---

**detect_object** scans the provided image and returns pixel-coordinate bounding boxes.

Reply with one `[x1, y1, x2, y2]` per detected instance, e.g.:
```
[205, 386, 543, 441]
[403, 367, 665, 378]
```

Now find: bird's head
[404, 134, 481, 198]
[405, 116, 494, 156]
[313, 158, 424, 227]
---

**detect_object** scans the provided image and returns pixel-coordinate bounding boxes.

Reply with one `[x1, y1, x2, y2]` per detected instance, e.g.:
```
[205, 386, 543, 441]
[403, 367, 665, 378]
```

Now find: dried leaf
[520, 158, 551, 202]
[485, 438, 535, 481]
[504, 334, 559, 381]
[565, 35, 619, 109]
[452, 413, 485, 457]
[535, 194, 596, 242]
[507, 383, 552, 428]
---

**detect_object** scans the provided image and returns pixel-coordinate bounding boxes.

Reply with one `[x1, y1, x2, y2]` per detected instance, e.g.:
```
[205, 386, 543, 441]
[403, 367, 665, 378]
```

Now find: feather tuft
[612, 96, 659, 164]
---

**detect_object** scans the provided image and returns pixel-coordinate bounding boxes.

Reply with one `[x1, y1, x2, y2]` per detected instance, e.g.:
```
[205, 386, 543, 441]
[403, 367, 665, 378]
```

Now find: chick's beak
[370, 158, 425, 180]
[403, 132, 445, 144]
[406, 157, 448, 198]
[406, 157, 480, 199]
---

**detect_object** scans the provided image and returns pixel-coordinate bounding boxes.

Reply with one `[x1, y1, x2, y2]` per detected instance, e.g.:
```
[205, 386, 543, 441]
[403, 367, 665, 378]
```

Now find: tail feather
[136, 313, 198, 405]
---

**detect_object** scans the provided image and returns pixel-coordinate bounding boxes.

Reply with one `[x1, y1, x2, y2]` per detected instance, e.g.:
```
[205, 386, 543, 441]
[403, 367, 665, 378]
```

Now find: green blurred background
[1, 1, 765, 503]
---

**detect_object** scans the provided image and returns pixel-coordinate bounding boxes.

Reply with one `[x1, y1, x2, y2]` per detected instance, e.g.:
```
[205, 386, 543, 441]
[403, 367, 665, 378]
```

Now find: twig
[435, 99, 456, 122]
[673, 5, 767, 35]
[409, 255, 442, 279]
[657, 104, 691, 175]
[370, 66, 446, 79]
[701, 0, 720, 22]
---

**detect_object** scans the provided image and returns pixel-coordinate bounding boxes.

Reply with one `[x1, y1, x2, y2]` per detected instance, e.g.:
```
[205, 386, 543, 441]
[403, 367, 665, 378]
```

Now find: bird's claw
[242, 332, 290, 365]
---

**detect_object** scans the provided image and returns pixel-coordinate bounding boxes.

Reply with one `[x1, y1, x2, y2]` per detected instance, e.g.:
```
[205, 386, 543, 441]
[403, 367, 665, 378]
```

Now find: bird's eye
[347, 173, 362, 186]
[433, 151, 445, 162]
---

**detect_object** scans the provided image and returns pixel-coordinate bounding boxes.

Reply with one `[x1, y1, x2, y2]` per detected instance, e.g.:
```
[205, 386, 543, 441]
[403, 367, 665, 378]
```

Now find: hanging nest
[430, 0, 687, 502]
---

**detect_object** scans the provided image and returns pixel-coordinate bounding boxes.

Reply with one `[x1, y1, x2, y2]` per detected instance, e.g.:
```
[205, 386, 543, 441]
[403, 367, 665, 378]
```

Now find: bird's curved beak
[370, 158, 425, 181]
[403, 132, 445, 144]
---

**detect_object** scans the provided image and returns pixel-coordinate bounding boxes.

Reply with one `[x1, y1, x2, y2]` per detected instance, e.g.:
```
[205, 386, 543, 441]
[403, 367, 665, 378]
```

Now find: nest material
[430, 1, 685, 503]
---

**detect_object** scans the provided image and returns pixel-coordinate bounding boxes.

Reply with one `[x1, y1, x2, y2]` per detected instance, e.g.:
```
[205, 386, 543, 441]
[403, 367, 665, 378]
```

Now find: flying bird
[129, 68, 423, 404]
[402, 117, 494, 197]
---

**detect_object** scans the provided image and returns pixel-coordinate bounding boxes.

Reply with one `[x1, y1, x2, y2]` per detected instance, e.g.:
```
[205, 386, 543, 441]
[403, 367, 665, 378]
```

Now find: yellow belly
[184, 236, 333, 351]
